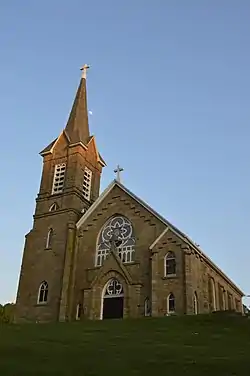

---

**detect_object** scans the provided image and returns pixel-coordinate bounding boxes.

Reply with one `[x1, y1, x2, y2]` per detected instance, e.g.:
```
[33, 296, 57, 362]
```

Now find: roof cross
[114, 165, 124, 183]
[80, 64, 90, 79]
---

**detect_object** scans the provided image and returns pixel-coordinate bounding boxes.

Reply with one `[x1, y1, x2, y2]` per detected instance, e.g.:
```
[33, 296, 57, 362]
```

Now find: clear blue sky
[0, 1, 249, 307]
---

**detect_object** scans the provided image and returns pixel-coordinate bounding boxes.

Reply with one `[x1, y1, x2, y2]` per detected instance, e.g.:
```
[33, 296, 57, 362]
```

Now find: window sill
[87, 266, 101, 271]
[123, 261, 139, 266]
[162, 274, 177, 280]
[94, 261, 139, 268]
[35, 303, 48, 307]
[165, 311, 176, 316]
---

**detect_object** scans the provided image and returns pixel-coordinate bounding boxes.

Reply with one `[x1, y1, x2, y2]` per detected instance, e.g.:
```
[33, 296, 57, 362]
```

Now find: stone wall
[15, 132, 103, 323]
[72, 185, 165, 320]
[186, 249, 243, 315]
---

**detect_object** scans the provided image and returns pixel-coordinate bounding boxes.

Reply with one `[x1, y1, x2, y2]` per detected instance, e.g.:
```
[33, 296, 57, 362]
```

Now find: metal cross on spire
[114, 165, 124, 183]
[80, 64, 90, 79]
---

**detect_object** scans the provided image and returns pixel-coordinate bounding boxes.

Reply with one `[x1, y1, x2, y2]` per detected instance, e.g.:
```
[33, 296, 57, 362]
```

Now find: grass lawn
[0, 315, 250, 375]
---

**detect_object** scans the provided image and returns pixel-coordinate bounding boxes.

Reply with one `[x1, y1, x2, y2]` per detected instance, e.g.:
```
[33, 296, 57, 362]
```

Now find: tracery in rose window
[96, 215, 135, 266]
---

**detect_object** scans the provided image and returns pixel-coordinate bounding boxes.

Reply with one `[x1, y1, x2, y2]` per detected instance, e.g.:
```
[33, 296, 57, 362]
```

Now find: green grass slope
[0, 315, 250, 376]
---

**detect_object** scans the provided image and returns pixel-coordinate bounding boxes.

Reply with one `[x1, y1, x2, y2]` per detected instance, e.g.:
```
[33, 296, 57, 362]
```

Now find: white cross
[114, 165, 124, 183]
[80, 64, 90, 79]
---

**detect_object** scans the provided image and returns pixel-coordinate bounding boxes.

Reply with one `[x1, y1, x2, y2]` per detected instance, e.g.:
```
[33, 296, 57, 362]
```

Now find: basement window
[52, 163, 66, 194]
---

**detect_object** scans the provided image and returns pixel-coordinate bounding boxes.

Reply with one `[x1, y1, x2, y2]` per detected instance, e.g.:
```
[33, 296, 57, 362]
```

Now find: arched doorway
[102, 278, 124, 320]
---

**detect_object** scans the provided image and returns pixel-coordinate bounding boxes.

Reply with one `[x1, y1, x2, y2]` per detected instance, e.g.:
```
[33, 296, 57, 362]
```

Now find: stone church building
[15, 67, 243, 322]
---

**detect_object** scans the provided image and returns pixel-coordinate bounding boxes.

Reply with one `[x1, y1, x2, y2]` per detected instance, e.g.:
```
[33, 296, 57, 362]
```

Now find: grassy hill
[0, 315, 250, 376]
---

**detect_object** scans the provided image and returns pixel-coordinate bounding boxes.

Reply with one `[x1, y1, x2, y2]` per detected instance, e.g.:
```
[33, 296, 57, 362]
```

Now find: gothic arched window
[218, 284, 225, 311]
[76, 303, 82, 320]
[167, 293, 175, 314]
[45, 228, 53, 249]
[227, 292, 233, 311]
[222, 288, 226, 310]
[37, 281, 49, 304]
[144, 297, 151, 317]
[208, 277, 216, 312]
[49, 203, 59, 212]
[96, 215, 135, 266]
[193, 291, 198, 315]
[164, 251, 176, 276]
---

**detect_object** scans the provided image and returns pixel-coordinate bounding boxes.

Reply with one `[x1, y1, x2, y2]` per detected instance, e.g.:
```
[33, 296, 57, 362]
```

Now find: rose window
[96, 216, 135, 266]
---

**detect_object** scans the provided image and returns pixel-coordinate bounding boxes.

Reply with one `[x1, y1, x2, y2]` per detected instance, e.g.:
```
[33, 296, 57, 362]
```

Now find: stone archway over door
[102, 279, 124, 319]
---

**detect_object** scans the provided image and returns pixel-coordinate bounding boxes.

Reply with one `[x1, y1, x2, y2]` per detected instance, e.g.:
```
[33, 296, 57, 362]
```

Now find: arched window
[49, 203, 58, 212]
[193, 292, 198, 315]
[218, 284, 225, 310]
[164, 251, 176, 276]
[222, 289, 226, 310]
[45, 228, 53, 249]
[37, 281, 49, 304]
[167, 293, 175, 314]
[76, 303, 81, 320]
[208, 278, 216, 311]
[102, 279, 124, 320]
[96, 216, 135, 267]
[227, 292, 233, 310]
[235, 298, 241, 312]
[144, 297, 151, 317]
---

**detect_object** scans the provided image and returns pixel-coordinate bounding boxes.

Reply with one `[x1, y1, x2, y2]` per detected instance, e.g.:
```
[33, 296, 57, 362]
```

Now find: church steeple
[15, 65, 106, 324]
[40, 65, 91, 155]
[64, 64, 90, 146]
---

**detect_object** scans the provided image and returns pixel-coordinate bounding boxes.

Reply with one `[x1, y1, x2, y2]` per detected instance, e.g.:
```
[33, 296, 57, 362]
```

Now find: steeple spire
[64, 65, 90, 146]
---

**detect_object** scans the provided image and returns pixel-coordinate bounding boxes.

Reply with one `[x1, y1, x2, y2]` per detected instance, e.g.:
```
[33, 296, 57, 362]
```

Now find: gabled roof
[40, 132, 106, 167]
[90, 249, 134, 288]
[40, 130, 71, 156]
[76, 180, 244, 296]
[98, 152, 106, 166]
[87, 136, 106, 166]
[40, 138, 57, 155]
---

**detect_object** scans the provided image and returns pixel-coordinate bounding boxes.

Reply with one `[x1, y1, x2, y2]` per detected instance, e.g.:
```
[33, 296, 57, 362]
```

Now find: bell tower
[15, 66, 105, 322]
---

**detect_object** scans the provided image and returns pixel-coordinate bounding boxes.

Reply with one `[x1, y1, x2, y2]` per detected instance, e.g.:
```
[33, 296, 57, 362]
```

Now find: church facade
[15, 68, 244, 323]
